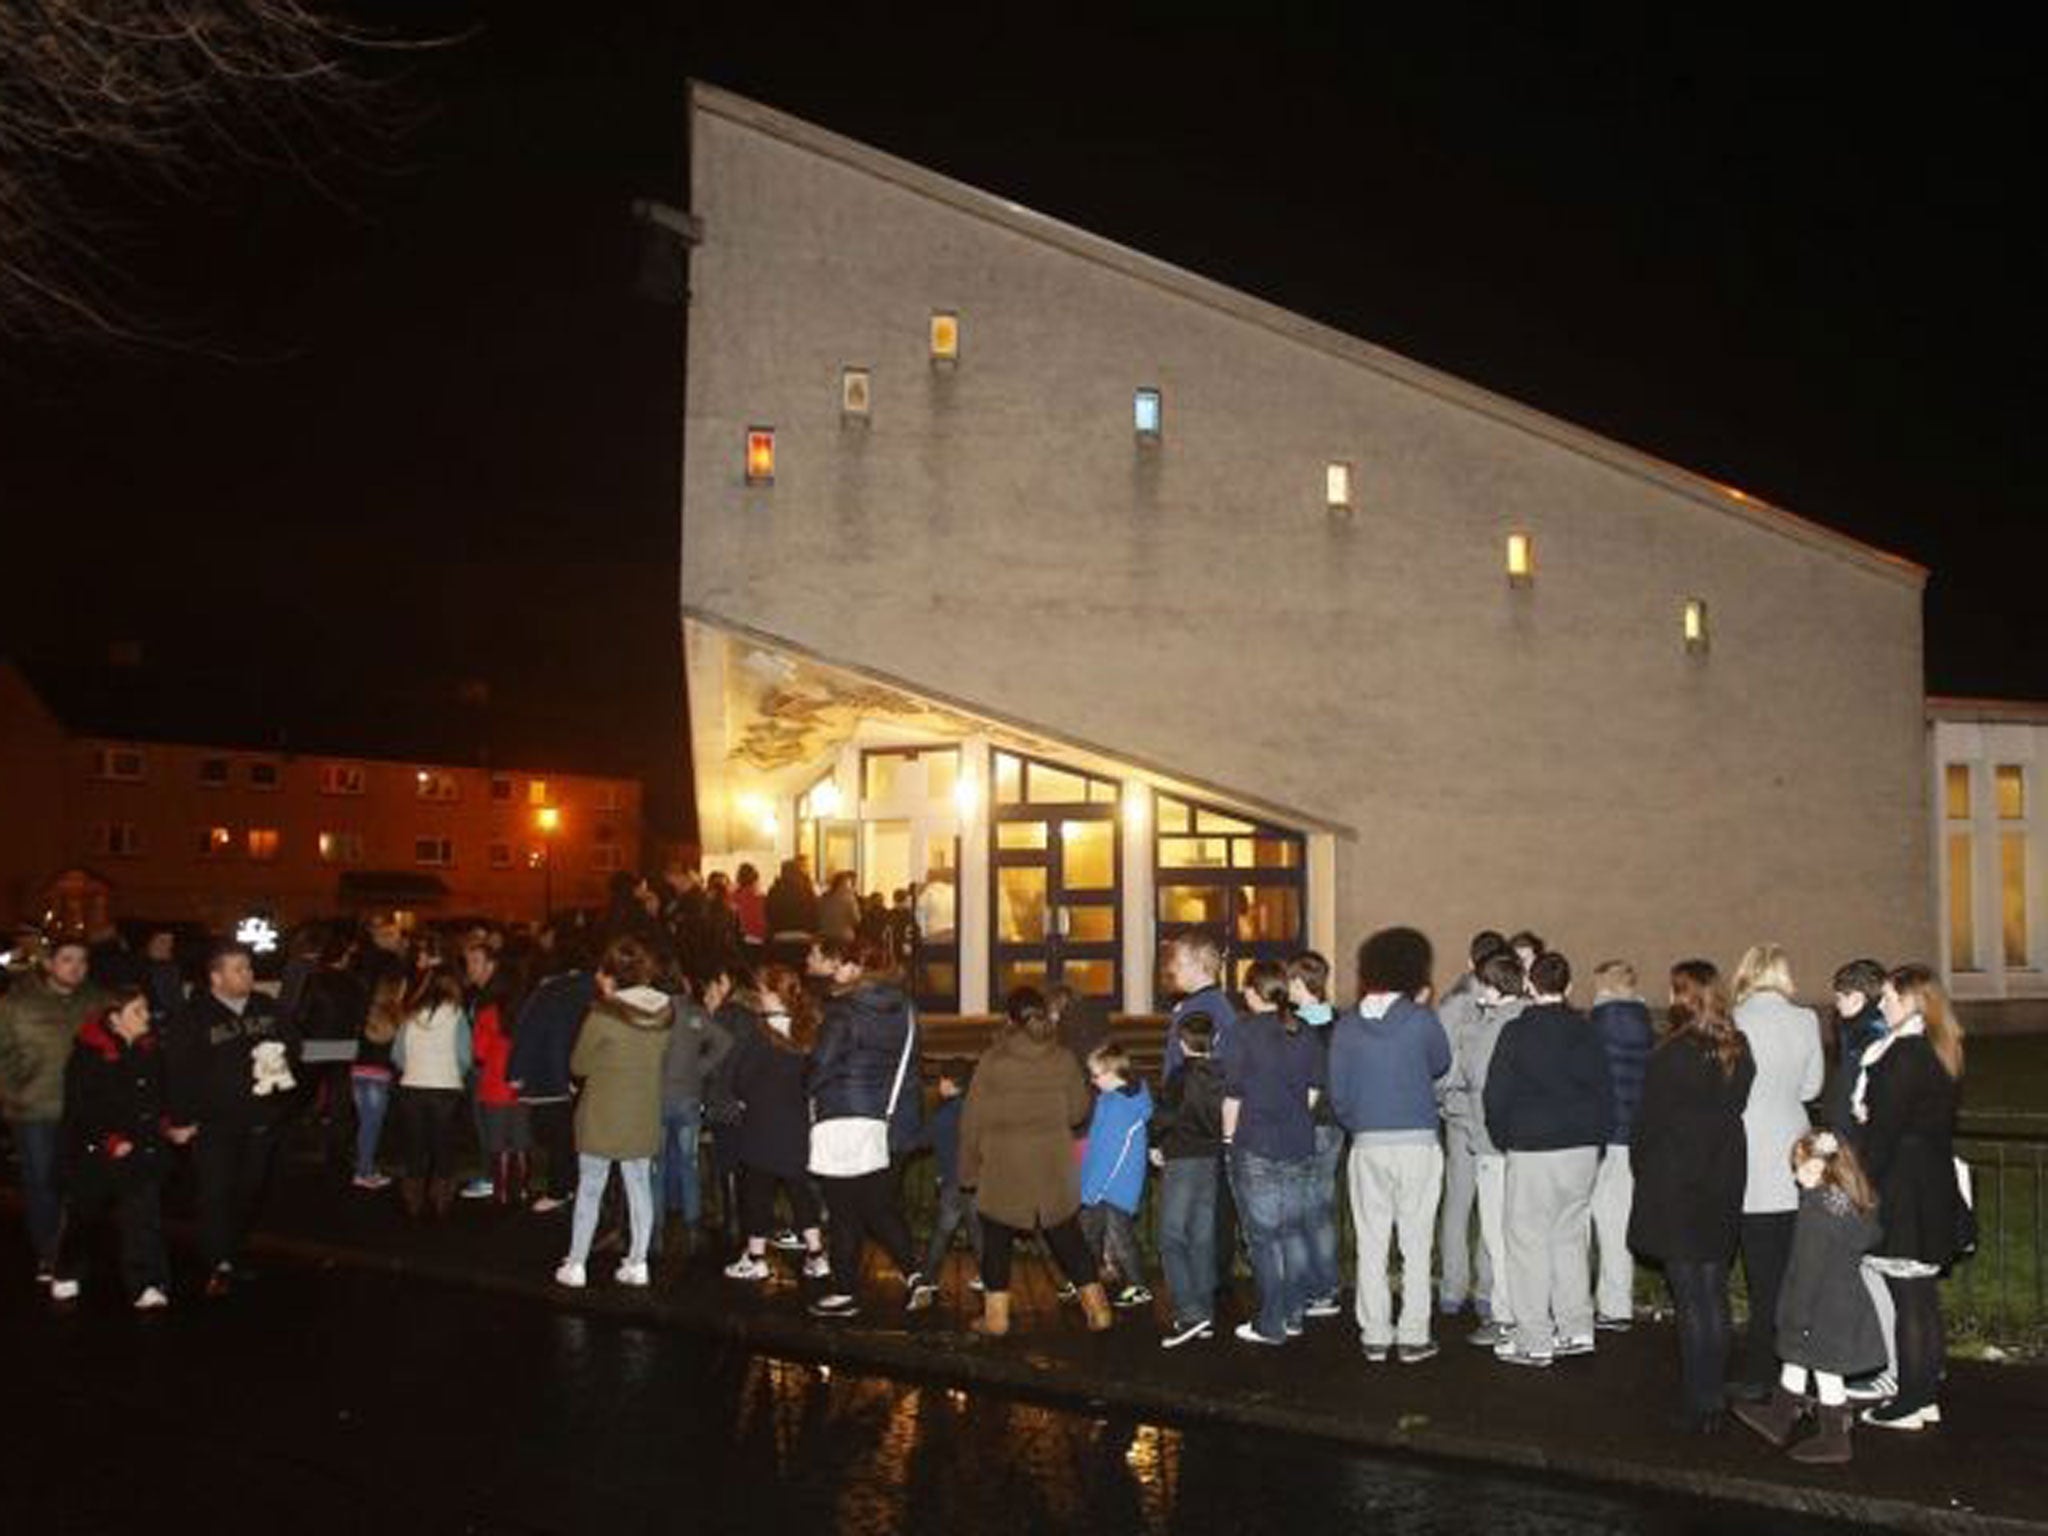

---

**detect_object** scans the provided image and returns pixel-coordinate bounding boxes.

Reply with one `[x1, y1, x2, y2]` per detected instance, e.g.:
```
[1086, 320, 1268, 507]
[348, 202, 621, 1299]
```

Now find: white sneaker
[1552, 1334, 1595, 1358]
[802, 1253, 832, 1280]
[49, 1278, 80, 1301]
[615, 1260, 650, 1287]
[460, 1177, 494, 1200]
[134, 1286, 170, 1311]
[554, 1260, 587, 1289]
[530, 1195, 569, 1214]
[724, 1254, 771, 1281]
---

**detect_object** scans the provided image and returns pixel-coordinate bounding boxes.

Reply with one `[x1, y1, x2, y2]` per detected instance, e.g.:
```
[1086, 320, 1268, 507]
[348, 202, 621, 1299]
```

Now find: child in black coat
[1733, 1130, 1884, 1464]
[55, 988, 183, 1307]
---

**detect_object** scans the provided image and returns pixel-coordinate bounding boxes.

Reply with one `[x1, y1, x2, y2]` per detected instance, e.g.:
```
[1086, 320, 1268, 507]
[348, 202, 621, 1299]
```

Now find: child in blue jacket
[1079, 1041, 1154, 1307]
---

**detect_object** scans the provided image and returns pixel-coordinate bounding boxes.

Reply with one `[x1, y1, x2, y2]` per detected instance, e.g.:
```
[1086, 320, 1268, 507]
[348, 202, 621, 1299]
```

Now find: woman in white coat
[1729, 943, 1825, 1399]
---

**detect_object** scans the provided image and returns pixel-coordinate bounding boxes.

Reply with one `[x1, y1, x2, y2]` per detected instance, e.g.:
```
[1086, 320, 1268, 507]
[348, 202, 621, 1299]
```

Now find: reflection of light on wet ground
[1123, 1419, 1179, 1527]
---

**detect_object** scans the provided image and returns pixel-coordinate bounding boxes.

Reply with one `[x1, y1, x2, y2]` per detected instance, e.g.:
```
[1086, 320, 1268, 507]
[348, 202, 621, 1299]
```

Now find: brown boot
[1788, 1403, 1854, 1465]
[1078, 1282, 1114, 1333]
[400, 1177, 426, 1219]
[971, 1291, 1012, 1337]
[1732, 1382, 1808, 1448]
[428, 1177, 455, 1218]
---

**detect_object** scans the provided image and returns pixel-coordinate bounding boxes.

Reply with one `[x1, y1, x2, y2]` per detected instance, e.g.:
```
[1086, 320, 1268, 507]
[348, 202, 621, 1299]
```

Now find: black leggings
[1888, 1274, 1944, 1412]
[528, 1100, 577, 1199]
[1665, 1259, 1733, 1418]
[1738, 1212, 1795, 1388]
[979, 1214, 1097, 1292]
[741, 1165, 820, 1237]
[396, 1087, 462, 1181]
[819, 1168, 916, 1290]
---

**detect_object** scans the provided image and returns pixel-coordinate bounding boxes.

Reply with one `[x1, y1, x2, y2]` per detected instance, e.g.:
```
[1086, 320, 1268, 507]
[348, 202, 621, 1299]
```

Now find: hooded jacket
[809, 980, 922, 1152]
[507, 969, 595, 1102]
[1482, 1001, 1613, 1154]
[571, 986, 674, 1161]
[0, 973, 108, 1123]
[1326, 994, 1451, 1142]
[1079, 1079, 1153, 1213]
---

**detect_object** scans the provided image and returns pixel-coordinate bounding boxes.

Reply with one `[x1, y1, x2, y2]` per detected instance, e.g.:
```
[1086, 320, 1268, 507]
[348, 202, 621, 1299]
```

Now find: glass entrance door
[991, 752, 1123, 1005]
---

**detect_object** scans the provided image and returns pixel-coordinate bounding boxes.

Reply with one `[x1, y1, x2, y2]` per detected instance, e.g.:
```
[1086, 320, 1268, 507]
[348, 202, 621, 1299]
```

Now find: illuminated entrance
[990, 751, 1124, 1004]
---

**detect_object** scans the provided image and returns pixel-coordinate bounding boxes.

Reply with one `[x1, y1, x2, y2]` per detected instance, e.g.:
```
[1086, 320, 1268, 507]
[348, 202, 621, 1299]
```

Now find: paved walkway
[193, 1162, 2048, 1536]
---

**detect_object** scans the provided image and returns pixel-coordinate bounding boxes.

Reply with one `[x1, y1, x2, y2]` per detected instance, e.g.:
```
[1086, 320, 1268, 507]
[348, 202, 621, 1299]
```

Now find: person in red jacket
[55, 987, 187, 1307]
[467, 939, 530, 1206]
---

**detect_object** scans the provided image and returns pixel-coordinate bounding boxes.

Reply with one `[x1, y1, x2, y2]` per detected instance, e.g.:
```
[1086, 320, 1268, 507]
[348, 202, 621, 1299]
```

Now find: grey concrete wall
[681, 90, 1933, 988]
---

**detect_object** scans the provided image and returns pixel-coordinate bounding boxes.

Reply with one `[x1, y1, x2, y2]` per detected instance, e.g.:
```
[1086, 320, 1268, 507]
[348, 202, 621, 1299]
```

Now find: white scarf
[1850, 1013, 1923, 1125]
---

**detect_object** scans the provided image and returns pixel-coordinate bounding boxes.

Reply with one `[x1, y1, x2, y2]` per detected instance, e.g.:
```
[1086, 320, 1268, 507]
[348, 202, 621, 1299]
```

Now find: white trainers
[615, 1260, 650, 1287]
[134, 1286, 170, 1311]
[554, 1260, 587, 1289]
[802, 1253, 832, 1280]
[49, 1277, 80, 1301]
[724, 1254, 772, 1281]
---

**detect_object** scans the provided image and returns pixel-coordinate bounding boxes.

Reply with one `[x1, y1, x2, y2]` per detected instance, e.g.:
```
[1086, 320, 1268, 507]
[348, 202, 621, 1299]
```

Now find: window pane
[1157, 796, 1191, 834]
[1237, 885, 1301, 945]
[923, 749, 959, 806]
[1089, 780, 1117, 804]
[997, 867, 1048, 943]
[1159, 884, 1229, 926]
[823, 825, 858, 883]
[864, 753, 903, 802]
[996, 959, 1047, 997]
[1067, 905, 1117, 943]
[864, 820, 912, 901]
[1194, 807, 1255, 835]
[1060, 820, 1115, 889]
[1949, 831, 1975, 969]
[1159, 836, 1230, 869]
[997, 821, 1048, 851]
[995, 752, 1022, 806]
[1061, 958, 1116, 999]
[1231, 837, 1301, 869]
[2003, 833, 2029, 968]
[1997, 765, 2026, 820]
[915, 960, 959, 1010]
[1946, 763, 1972, 820]
[1027, 762, 1090, 804]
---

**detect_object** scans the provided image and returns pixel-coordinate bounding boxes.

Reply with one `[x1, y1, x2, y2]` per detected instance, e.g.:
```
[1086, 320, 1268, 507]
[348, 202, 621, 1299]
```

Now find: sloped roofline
[684, 607, 1359, 839]
[689, 81, 1926, 590]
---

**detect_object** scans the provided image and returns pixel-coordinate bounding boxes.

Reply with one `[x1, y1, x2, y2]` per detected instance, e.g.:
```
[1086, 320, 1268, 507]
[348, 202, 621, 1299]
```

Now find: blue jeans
[351, 1073, 392, 1180]
[655, 1103, 704, 1224]
[1304, 1123, 1346, 1303]
[1231, 1147, 1313, 1340]
[1158, 1156, 1220, 1326]
[11, 1119, 63, 1268]
[568, 1156, 653, 1267]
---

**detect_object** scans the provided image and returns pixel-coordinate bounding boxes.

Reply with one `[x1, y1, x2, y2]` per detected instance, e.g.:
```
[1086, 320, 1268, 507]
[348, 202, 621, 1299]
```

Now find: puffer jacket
[809, 980, 922, 1152]
[0, 975, 108, 1122]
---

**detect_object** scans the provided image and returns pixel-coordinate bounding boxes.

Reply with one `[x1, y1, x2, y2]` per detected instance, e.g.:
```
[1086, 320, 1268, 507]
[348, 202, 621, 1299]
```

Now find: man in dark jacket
[164, 942, 300, 1295]
[507, 945, 596, 1212]
[1483, 951, 1613, 1367]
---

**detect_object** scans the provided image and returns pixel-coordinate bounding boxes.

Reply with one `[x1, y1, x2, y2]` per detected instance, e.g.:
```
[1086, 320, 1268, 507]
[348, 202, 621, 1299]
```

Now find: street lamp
[535, 805, 561, 919]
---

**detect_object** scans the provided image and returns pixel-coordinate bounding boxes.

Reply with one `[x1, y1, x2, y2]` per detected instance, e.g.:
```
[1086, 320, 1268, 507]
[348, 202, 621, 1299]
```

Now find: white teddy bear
[250, 1039, 296, 1097]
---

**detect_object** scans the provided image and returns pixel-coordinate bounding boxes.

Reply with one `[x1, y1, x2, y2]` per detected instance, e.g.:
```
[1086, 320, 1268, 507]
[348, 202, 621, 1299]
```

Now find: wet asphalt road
[1, 1254, 1872, 1536]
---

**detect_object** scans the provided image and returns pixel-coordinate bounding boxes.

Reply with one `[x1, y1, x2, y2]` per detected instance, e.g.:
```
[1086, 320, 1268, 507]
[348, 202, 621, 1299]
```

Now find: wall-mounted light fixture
[841, 367, 871, 419]
[1506, 531, 1535, 587]
[1683, 598, 1710, 654]
[1326, 461, 1353, 513]
[745, 427, 775, 485]
[1134, 387, 1162, 441]
[930, 310, 960, 365]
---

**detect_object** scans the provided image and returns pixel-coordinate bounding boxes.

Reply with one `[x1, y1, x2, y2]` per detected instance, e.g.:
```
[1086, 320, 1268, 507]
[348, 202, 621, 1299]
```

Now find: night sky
[3, 8, 2042, 842]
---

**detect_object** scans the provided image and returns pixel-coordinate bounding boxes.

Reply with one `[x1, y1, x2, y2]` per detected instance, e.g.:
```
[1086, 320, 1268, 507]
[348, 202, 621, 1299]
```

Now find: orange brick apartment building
[0, 662, 643, 934]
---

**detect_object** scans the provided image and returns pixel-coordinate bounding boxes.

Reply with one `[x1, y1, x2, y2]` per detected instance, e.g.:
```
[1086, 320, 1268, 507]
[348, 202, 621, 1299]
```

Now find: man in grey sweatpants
[1435, 932, 1508, 1319]
[1482, 951, 1614, 1367]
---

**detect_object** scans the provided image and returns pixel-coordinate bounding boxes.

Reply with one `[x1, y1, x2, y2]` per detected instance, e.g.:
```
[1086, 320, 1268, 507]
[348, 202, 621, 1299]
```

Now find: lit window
[247, 828, 280, 863]
[744, 427, 775, 486]
[248, 761, 280, 791]
[198, 826, 234, 859]
[1949, 831, 1975, 969]
[413, 836, 454, 868]
[1997, 765, 2026, 820]
[528, 779, 549, 807]
[1325, 462, 1352, 512]
[1134, 388, 1162, 440]
[488, 842, 513, 871]
[318, 831, 363, 865]
[1946, 764, 1972, 820]
[930, 310, 960, 364]
[198, 757, 231, 788]
[841, 367, 871, 418]
[1683, 598, 1709, 654]
[1505, 532, 1534, 586]
[2001, 832, 2028, 968]
[415, 769, 460, 802]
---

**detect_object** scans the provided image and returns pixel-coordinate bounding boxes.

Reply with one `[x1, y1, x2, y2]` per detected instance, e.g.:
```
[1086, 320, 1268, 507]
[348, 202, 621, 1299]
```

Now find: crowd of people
[0, 884, 1972, 1469]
